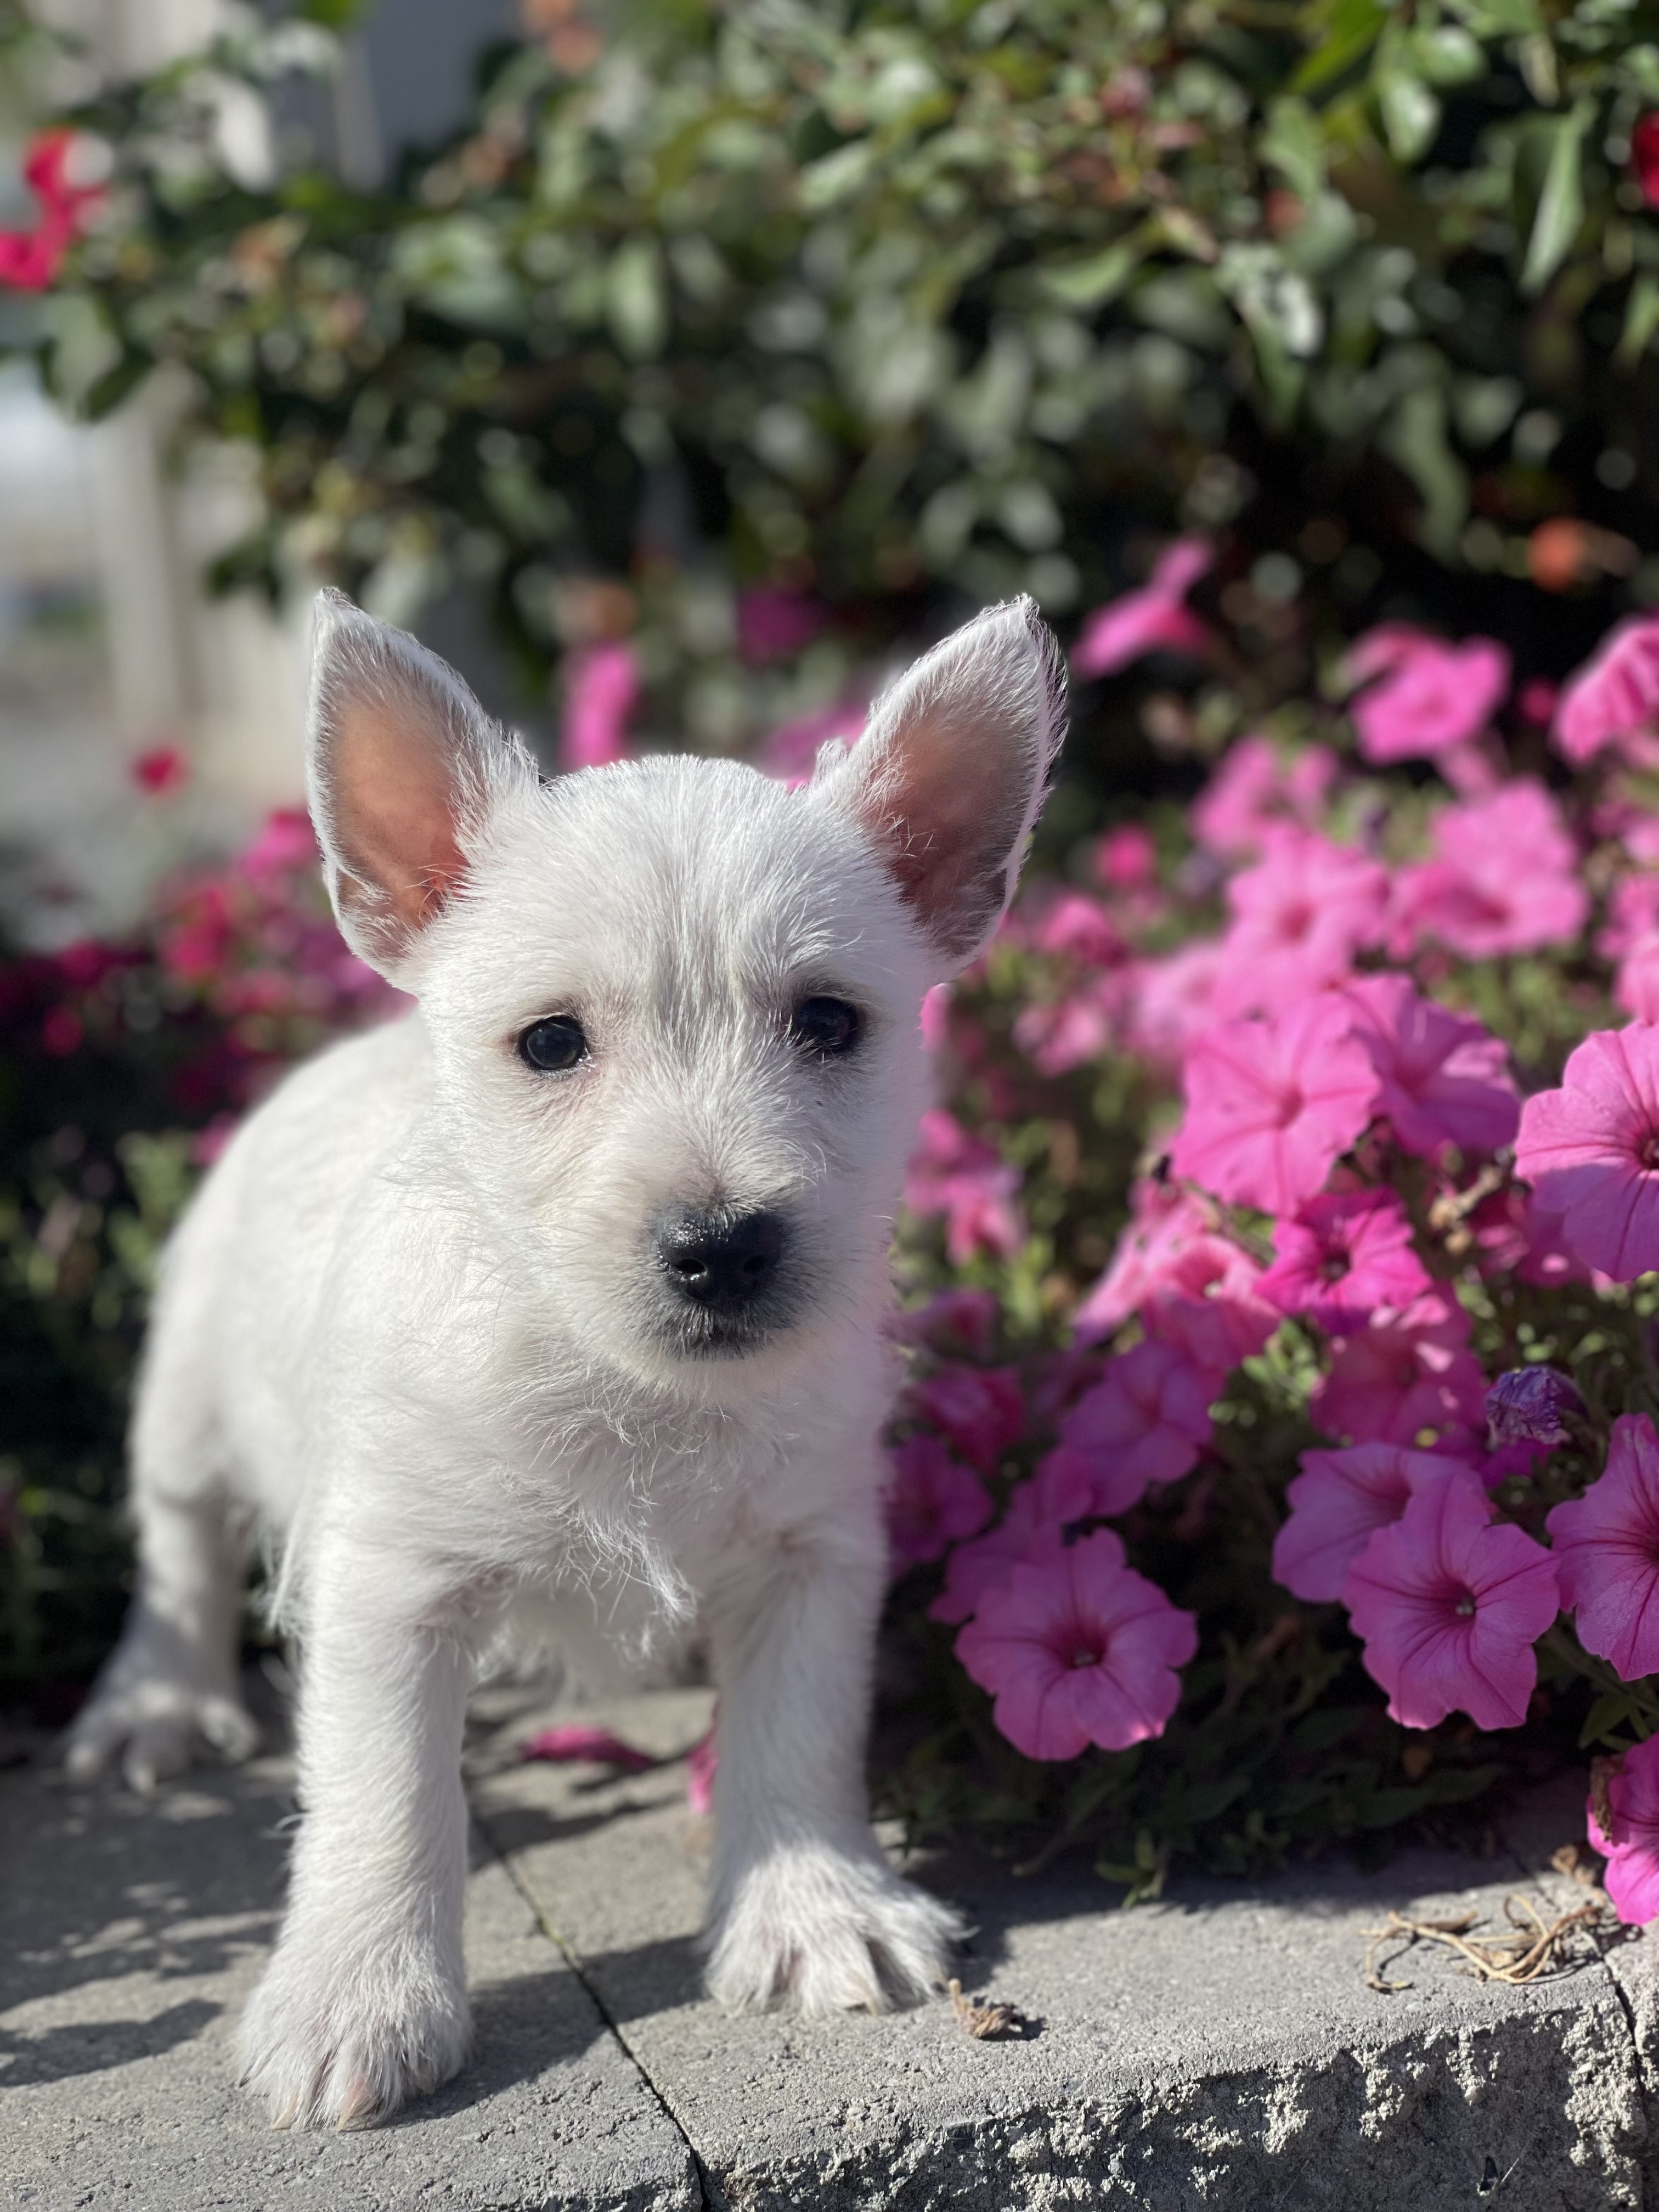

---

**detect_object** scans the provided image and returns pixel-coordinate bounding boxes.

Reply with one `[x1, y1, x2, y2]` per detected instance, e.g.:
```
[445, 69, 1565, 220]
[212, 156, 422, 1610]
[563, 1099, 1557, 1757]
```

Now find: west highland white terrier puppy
[65, 586, 1065, 2128]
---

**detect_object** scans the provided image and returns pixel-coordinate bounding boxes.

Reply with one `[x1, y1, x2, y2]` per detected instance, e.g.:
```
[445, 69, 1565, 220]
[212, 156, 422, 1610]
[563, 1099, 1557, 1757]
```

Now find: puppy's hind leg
[65, 1351, 258, 1792]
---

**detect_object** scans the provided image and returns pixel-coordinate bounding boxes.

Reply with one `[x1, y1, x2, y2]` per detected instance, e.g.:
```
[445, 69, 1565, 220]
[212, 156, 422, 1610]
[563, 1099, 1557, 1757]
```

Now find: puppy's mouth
[644, 1203, 810, 1361]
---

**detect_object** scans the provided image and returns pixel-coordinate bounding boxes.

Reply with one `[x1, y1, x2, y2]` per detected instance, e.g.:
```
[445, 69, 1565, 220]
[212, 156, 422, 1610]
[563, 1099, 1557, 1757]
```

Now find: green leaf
[1293, 0, 1388, 95]
[607, 239, 666, 359]
[1039, 236, 1143, 311]
[1617, 272, 1659, 369]
[1581, 1692, 1639, 1750]
[1356, 1784, 1434, 1827]
[1261, 96, 1325, 205]
[1378, 69, 1442, 165]
[1444, 0, 1543, 32]
[1288, 1704, 1369, 1756]
[1522, 101, 1593, 298]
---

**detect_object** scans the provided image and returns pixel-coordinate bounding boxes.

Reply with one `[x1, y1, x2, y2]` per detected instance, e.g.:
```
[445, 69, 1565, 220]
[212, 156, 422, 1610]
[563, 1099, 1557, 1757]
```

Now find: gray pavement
[3, 1684, 1654, 2209]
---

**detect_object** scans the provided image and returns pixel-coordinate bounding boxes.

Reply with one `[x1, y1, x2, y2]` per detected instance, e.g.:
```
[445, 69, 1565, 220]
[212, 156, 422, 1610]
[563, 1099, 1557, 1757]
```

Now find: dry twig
[947, 1977, 1028, 2039]
[1363, 1894, 1609, 1994]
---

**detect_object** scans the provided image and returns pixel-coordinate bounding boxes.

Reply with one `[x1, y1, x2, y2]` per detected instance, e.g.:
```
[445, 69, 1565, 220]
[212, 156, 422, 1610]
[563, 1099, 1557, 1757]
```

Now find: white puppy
[65, 588, 1064, 2128]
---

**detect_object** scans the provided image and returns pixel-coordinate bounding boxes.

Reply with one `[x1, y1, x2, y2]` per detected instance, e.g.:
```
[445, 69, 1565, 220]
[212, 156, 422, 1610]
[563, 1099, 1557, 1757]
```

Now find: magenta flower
[904, 1108, 1026, 1264]
[929, 1481, 1061, 1626]
[884, 1432, 994, 1571]
[1547, 1414, 1659, 1681]
[1072, 538, 1213, 678]
[1555, 616, 1659, 769]
[1515, 1025, 1659, 1281]
[1346, 625, 1510, 765]
[1589, 1737, 1659, 1925]
[1342, 1470, 1560, 1729]
[1169, 997, 1379, 1216]
[1211, 830, 1386, 1016]
[1012, 977, 1126, 1075]
[1190, 734, 1339, 858]
[955, 1529, 1198, 1760]
[522, 1724, 656, 1773]
[1313, 1288, 1487, 1447]
[685, 1721, 718, 1818]
[1616, 936, 1659, 1026]
[904, 1362, 1025, 1477]
[1257, 1189, 1430, 1335]
[1075, 1181, 1274, 1369]
[736, 586, 827, 665]
[1342, 975, 1519, 1160]
[885, 1288, 1001, 1361]
[560, 641, 637, 770]
[1391, 782, 1587, 962]
[1273, 1442, 1477, 1602]
[1035, 1339, 1218, 1521]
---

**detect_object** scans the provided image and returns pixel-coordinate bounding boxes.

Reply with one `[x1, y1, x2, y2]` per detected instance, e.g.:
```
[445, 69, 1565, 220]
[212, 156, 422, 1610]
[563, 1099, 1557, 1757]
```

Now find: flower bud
[1486, 1364, 1584, 1450]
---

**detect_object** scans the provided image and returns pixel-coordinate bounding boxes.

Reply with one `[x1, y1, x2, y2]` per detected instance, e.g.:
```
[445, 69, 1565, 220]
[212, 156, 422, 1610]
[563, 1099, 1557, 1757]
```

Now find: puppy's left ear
[817, 596, 1066, 973]
[306, 589, 538, 980]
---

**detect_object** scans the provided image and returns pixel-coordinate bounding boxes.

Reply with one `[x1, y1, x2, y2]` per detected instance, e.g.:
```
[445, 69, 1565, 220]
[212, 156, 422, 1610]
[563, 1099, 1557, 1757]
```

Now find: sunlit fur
[65, 589, 1064, 2130]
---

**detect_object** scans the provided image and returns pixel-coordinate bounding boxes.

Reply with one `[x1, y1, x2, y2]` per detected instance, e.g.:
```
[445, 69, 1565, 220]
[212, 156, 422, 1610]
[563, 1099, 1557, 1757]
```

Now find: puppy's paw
[239, 1936, 471, 2130]
[706, 1846, 962, 2017]
[64, 1673, 259, 1793]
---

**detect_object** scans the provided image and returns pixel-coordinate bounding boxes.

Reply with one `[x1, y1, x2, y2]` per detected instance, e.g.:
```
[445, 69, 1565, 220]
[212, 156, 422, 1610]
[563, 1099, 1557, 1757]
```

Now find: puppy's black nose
[657, 1209, 786, 1310]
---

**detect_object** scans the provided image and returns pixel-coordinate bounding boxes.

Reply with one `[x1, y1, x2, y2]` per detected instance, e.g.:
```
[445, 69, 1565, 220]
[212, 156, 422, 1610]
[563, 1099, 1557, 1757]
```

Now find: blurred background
[6, 0, 1659, 1713]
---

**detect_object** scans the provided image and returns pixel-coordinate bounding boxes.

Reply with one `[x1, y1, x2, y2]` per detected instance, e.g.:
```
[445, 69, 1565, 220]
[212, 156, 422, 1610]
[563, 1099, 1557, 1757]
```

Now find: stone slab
[0, 1752, 700, 2211]
[470, 1688, 1656, 2212]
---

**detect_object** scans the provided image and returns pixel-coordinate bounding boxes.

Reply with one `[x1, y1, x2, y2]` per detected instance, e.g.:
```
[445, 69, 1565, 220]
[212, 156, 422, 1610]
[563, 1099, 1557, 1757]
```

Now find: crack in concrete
[472, 1795, 714, 2210]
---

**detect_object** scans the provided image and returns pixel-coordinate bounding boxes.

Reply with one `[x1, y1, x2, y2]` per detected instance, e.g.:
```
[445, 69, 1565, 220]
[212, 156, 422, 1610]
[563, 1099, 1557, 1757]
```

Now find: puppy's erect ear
[306, 589, 538, 977]
[818, 595, 1066, 972]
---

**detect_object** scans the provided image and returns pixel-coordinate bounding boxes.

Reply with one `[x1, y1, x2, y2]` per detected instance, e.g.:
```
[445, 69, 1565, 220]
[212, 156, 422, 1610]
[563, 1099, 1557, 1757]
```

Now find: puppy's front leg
[703, 1504, 961, 2016]
[239, 1554, 482, 2129]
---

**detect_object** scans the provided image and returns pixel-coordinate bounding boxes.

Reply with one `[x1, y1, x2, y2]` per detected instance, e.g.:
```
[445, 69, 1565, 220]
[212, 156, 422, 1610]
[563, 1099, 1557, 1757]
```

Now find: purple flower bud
[1486, 1365, 1584, 1451]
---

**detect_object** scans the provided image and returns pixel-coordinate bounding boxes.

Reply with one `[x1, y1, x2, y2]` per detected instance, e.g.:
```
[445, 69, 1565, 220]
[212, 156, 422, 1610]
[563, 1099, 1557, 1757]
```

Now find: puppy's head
[306, 590, 1063, 1395]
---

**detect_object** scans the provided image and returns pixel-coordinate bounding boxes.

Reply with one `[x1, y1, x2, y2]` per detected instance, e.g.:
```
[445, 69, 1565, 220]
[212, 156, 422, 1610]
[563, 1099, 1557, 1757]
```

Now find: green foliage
[9, 0, 1659, 765]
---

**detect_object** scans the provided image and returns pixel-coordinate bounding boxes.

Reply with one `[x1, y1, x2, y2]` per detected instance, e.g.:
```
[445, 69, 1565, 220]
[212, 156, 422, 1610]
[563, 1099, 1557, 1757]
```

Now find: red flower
[0, 131, 104, 294]
[131, 746, 189, 796]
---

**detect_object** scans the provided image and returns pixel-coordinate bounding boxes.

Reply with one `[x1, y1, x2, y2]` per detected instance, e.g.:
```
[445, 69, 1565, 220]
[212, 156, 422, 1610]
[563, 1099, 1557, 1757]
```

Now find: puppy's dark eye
[791, 996, 861, 1058]
[518, 1015, 588, 1073]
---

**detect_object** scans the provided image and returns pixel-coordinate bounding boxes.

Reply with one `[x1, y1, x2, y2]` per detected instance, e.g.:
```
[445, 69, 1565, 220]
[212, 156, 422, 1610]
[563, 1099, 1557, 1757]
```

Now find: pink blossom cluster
[894, 578, 1659, 1914]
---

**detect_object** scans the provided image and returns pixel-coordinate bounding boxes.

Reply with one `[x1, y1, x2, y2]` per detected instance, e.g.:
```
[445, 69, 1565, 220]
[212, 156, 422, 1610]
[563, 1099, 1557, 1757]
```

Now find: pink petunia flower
[1391, 782, 1587, 962]
[904, 1363, 1025, 1475]
[1342, 974, 1519, 1160]
[1125, 941, 1227, 1067]
[1012, 976, 1128, 1075]
[1616, 936, 1659, 1025]
[1189, 733, 1339, 859]
[955, 1528, 1199, 1759]
[929, 1481, 1062, 1626]
[1342, 1470, 1560, 1730]
[903, 1108, 1026, 1264]
[522, 1724, 656, 1772]
[1313, 1287, 1487, 1447]
[1211, 830, 1387, 1017]
[685, 1721, 718, 1818]
[756, 700, 867, 786]
[560, 640, 637, 770]
[1074, 1180, 1274, 1369]
[131, 744, 189, 796]
[1590, 1736, 1659, 1924]
[1072, 538, 1213, 678]
[884, 1432, 994, 1571]
[1169, 997, 1379, 1216]
[1345, 625, 1510, 765]
[1035, 1339, 1218, 1522]
[0, 131, 105, 294]
[1555, 616, 1659, 770]
[1547, 1413, 1659, 1681]
[1257, 1189, 1431, 1335]
[1515, 1024, 1659, 1282]
[1273, 1441, 1480, 1602]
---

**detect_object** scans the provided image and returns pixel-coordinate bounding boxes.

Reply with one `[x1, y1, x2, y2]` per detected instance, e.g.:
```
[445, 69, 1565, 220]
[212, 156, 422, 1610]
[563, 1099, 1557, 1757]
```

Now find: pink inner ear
[864, 699, 1029, 948]
[331, 697, 470, 936]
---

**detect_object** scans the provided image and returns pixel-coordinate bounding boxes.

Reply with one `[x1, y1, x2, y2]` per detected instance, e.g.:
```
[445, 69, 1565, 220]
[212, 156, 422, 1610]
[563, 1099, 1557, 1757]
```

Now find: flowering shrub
[16, 563, 1659, 1921]
[0, 802, 398, 1697]
[878, 568, 1659, 1914]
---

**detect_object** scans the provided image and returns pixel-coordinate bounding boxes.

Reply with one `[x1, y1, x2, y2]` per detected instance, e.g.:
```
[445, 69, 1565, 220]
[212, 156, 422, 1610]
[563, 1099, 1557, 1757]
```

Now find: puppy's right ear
[306, 589, 537, 979]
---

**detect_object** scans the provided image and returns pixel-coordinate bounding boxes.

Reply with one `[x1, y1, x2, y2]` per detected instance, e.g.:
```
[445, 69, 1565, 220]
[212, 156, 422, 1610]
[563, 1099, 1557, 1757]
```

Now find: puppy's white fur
[65, 590, 1065, 2129]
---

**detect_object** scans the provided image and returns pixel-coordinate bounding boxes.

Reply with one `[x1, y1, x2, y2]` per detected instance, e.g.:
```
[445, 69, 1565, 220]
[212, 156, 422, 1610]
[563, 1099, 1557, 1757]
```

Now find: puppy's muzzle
[656, 1207, 786, 1314]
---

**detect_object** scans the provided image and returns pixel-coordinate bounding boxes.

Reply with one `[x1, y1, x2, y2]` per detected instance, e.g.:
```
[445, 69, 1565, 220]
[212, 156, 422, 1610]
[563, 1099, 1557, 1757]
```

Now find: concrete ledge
[3, 1687, 1653, 2210]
